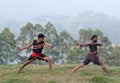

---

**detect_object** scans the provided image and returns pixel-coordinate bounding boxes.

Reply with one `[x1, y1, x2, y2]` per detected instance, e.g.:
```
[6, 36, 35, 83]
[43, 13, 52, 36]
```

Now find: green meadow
[0, 64, 120, 83]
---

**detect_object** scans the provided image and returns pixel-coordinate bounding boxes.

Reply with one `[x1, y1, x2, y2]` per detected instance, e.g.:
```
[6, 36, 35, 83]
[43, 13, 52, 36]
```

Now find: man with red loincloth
[17, 33, 52, 73]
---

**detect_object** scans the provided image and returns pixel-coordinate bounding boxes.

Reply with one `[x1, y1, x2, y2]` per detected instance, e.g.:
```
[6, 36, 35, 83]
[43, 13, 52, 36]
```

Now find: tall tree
[44, 22, 59, 64]
[0, 28, 19, 64]
[59, 30, 76, 64]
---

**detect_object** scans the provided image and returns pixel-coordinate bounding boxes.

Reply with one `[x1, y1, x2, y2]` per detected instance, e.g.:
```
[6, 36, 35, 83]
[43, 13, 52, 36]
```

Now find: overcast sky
[0, 0, 120, 21]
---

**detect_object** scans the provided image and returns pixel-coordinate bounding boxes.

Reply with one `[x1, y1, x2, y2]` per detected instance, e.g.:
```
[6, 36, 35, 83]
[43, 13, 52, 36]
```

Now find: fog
[0, 0, 120, 21]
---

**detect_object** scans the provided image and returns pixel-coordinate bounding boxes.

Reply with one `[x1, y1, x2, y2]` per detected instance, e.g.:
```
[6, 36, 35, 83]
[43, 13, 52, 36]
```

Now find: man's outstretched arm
[44, 42, 53, 49]
[76, 43, 89, 47]
[76, 42, 102, 47]
[88, 43, 103, 46]
[19, 41, 33, 51]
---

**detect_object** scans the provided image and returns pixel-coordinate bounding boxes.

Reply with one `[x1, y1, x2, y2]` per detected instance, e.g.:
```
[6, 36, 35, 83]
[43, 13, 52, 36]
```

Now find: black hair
[38, 33, 45, 38]
[91, 35, 98, 40]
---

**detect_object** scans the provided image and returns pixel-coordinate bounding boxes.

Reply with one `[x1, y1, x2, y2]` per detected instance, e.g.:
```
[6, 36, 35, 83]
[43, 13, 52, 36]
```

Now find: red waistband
[32, 52, 40, 57]
[89, 51, 97, 55]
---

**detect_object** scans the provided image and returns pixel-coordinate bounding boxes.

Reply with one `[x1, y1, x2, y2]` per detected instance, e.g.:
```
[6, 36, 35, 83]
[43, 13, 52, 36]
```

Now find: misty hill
[32, 11, 120, 44]
[69, 11, 120, 44]
[0, 11, 120, 44]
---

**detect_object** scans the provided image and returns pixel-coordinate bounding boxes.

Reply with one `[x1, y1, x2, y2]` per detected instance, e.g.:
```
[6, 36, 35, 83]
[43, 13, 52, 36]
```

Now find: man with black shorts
[72, 35, 109, 74]
[17, 33, 52, 73]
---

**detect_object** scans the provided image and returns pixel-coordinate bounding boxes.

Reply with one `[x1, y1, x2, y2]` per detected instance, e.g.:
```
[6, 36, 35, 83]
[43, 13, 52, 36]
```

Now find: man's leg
[72, 63, 85, 73]
[99, 60, 109, 74]
[43, 56, 52, 71]
[72, 54, 90, 73]
[17, 58, 36, 73]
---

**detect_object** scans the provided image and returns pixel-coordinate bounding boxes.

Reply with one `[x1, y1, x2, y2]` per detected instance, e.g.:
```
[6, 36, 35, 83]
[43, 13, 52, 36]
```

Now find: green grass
[0, 64, 120, 83]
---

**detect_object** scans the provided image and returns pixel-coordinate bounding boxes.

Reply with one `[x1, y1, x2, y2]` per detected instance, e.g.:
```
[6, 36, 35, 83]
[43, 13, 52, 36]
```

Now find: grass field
[0, 64, 120, 83]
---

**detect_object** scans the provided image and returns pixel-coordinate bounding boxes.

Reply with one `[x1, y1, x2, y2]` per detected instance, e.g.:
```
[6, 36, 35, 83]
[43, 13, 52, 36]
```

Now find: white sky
[0, 0, 120, 21]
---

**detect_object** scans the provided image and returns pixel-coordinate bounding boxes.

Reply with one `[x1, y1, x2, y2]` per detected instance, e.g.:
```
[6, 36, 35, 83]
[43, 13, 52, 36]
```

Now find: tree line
[0, 22, 119, 66]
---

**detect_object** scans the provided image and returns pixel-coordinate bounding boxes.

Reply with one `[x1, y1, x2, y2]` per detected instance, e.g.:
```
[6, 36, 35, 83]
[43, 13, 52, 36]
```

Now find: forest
[0, 22, 120, 66]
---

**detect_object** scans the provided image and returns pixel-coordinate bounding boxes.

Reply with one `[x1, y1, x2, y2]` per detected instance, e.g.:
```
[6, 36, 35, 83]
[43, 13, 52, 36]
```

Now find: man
[17, 33, 52, 73]
[72, 35, 109, 74]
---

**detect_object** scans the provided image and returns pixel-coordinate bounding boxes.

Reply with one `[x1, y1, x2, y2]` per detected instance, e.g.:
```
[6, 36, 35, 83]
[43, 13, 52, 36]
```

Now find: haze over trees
[0, 22, 119, 66]
[1, 11, 120, 44]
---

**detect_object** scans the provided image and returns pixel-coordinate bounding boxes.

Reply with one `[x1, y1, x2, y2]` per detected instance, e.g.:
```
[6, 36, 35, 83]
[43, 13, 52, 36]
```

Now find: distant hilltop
[0, 11, 120, 44]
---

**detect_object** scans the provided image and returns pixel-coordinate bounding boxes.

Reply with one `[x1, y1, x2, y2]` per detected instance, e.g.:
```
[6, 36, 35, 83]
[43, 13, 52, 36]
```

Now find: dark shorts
[27, 53, 47, 62]
[83, 53, 100, 65]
